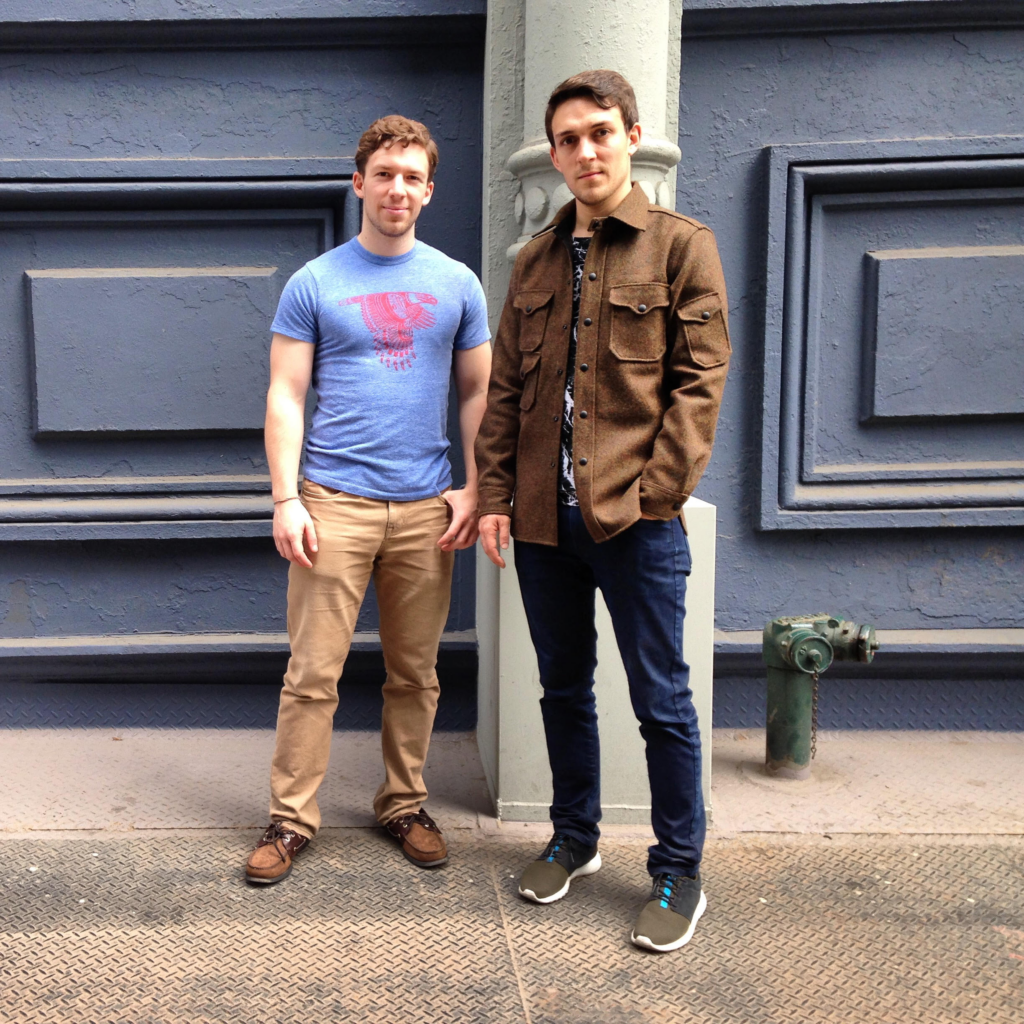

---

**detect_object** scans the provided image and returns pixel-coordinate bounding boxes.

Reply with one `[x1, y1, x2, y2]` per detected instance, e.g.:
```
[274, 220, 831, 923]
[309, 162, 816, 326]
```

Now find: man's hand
[273, 498, 319, 568]
[438, 488, 480, 552]
[639, 512, 660, 520]
[479, 513, 511, 568]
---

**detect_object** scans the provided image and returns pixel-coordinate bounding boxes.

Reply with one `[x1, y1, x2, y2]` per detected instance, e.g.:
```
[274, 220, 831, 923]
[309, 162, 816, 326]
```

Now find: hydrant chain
[811, 670, 819, 760]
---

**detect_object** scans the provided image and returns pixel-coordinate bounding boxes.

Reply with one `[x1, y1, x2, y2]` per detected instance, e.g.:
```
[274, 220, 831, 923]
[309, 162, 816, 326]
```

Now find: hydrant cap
[790, 635, 834, 674]
[857, 624, 880, 663]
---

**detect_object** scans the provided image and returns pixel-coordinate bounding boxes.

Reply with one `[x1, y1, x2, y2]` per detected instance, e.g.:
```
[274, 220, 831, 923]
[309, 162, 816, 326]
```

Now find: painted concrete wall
[0, 6, 486, 682]
[677, 2, 1023, 635]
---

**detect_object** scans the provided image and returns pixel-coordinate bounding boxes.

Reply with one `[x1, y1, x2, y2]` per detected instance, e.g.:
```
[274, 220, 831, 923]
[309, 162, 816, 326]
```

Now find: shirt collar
[542, 181, 650, 239]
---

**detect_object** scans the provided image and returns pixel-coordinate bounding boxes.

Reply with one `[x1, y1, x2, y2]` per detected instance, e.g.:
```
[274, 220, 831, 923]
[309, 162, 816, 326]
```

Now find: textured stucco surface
[0, 1, 486, 22]
[678, 26, 1024, 630]
[0, 25, 484, 647]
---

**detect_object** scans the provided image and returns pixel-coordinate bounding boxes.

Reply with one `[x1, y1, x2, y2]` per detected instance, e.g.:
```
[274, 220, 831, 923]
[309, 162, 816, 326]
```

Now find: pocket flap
[513, 289, 555, 314]
[519, 350, 541, 379]
[677, 292, 730, 369]
[608, 283, 670, 315]
[677, 293, 722, 323]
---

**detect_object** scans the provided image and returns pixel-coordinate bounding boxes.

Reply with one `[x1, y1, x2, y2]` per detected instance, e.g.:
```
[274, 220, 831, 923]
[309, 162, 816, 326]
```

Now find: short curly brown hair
[544, 70, 639, 147]
[355, 115, 439, 181]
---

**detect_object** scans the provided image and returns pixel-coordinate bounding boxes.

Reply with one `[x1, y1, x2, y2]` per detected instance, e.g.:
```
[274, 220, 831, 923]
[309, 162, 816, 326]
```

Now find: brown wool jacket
[475, 182, 731, 546]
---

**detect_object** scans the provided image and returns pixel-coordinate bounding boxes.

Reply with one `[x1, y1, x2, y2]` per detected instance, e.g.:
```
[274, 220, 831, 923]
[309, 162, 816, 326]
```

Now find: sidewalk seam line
[489, 859, 533, 1024]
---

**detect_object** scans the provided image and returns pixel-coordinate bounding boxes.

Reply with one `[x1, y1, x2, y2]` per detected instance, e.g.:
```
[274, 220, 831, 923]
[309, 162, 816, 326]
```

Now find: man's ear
[421, 180, 435, 206]
[627, 122, 642, 156]
[352, 171, 365, 199]
[549, 145, 563, 174]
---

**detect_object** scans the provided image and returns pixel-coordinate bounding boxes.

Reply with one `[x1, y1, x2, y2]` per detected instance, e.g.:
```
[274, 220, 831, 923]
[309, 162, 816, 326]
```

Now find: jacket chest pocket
[677, 293, 730, 369]
[608, 283, 670, 361]
[514, 289, 553, 410]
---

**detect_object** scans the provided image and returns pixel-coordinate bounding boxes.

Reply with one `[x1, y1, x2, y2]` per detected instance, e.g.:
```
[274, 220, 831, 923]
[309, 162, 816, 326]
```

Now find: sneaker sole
[518, 851, 602, 904]
[631, 889, 707, 952]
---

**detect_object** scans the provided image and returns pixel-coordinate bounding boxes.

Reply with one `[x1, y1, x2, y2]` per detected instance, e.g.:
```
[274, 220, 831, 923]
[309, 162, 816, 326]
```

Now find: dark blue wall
[0, 8, 485, 690]
[679, 0, 1023, 727]
[678, 5, 1024, 631]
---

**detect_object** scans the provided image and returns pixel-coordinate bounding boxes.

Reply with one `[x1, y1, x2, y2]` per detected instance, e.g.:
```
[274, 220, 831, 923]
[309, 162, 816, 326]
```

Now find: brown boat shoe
[385, 808, 448, 868]
[245, 822, 310, 885]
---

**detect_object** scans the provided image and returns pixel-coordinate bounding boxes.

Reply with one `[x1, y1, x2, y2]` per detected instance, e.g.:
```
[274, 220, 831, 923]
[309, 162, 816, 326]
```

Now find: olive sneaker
[631, 872, 706, 952]
[518, 832, 601, 904]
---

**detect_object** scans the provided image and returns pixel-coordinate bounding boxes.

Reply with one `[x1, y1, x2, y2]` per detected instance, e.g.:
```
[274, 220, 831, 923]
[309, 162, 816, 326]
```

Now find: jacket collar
[537, 181, 650, 239]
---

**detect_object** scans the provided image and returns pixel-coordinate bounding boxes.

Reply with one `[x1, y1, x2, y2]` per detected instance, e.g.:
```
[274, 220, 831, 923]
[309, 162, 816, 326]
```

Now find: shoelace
[265, 822, 292, 843]
[260, 822, 301, 863]
[392, 809, 441, 834]
[541, 832, 573, 864]
[651, 873, 681, 911]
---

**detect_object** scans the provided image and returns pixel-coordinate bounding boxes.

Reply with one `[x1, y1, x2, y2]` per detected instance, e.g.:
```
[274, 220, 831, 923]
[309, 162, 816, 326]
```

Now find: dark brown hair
[355, 115, 439, 181]
[544, 70, 639, 146]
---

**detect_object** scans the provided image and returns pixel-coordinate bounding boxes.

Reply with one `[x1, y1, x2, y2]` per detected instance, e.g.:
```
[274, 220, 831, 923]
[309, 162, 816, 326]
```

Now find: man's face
[353, 142, 434, 240]
[549, 97, 640, 208]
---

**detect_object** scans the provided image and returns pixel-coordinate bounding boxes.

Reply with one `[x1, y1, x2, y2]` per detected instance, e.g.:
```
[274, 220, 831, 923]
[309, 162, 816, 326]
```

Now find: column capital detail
[505, 135, 682, 258]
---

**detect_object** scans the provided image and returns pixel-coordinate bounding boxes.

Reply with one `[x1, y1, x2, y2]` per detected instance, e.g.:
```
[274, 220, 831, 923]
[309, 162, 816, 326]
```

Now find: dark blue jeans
[514, 504, 705, 878]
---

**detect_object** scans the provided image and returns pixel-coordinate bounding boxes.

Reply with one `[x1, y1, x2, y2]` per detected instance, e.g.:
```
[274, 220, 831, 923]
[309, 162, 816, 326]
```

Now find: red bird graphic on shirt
[341, 291, 438, 371]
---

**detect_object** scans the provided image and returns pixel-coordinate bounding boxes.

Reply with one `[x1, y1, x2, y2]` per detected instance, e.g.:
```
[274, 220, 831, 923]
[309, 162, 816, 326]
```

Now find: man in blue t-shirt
[245, 115, 491, 885]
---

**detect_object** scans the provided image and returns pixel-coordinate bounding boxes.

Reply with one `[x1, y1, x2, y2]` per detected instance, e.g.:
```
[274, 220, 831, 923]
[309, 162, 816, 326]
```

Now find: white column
[476, 0, 710, 826]
[506, 0, 683, 256]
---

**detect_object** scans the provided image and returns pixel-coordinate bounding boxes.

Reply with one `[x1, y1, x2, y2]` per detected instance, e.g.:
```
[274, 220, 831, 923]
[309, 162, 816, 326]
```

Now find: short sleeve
[271, 265, 319, 344]
[453, 270, 491, 351]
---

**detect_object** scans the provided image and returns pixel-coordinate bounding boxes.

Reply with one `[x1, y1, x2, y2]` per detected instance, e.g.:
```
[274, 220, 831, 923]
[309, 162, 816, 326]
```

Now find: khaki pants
[269, 480, 453, 838]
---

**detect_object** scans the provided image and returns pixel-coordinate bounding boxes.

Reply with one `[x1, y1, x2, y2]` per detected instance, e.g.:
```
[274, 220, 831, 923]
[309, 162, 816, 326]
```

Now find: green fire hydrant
[763, 615, 879, 779]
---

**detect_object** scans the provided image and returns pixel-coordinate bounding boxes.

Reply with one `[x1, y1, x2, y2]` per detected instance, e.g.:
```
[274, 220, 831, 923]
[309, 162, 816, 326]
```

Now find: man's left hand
[438, 488, 480, 551]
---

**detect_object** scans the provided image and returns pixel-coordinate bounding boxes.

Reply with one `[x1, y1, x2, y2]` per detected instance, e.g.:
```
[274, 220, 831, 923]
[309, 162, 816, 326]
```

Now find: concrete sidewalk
[1, 728, 1022, 1023]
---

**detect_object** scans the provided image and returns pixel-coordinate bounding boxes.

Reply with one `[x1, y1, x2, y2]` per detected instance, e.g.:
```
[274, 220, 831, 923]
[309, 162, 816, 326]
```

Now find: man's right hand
[273, 498, 319, 568]
[479, 513, 511, 569]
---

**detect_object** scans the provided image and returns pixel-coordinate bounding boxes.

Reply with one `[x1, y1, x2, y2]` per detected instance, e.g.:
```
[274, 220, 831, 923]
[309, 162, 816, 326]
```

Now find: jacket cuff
[638, 479, 686, 520]
[477, 498, 514, 519]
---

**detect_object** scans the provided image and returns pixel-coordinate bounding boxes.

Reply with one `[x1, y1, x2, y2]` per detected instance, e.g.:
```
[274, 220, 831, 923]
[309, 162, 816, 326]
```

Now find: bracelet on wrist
[273, 496, 300, 505]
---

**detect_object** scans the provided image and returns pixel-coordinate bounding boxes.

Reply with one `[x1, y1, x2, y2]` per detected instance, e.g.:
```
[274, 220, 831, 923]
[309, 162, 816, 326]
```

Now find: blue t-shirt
[271, 238, 490, 501]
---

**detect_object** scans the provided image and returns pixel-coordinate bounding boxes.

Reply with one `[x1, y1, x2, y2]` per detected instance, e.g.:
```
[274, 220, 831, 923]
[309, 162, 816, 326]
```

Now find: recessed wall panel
[866, 246, 1024, 420]
[29, 267, 278, 434]
[0, 182, 340, 536]
[760, 141, 1024, 529]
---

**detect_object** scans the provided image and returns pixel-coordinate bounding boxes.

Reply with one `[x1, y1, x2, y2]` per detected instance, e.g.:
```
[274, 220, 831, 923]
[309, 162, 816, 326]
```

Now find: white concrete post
[481, 498, 716, 825]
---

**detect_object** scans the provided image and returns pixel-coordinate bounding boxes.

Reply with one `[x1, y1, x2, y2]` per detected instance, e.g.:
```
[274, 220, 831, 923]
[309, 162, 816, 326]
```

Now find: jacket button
[702, 310, 711, 320]
[638, 304, 647, 312]
[673, 502, 682, 511]
[557, 367, 563, 376]
[583, 317, 592, 327]
[526, 305, 533, 313]
[552, 414, 558, 421]
[579, 458, 588, 466]
[579, 410, 588, 419]
[563, 324, 568, 330]
[588, 272, 596, 281]
[580, 363, 589, 372]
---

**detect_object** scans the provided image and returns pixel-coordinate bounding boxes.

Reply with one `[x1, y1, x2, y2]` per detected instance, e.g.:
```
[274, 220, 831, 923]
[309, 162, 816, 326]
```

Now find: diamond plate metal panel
[0, 651, 478, 730]
[714, 676, 1024, 731]
[0, 833, 1021, 1023]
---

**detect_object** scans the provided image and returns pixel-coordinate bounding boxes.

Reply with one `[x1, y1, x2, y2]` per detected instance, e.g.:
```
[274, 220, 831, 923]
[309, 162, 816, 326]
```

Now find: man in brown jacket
[475, 70, 730, 953]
